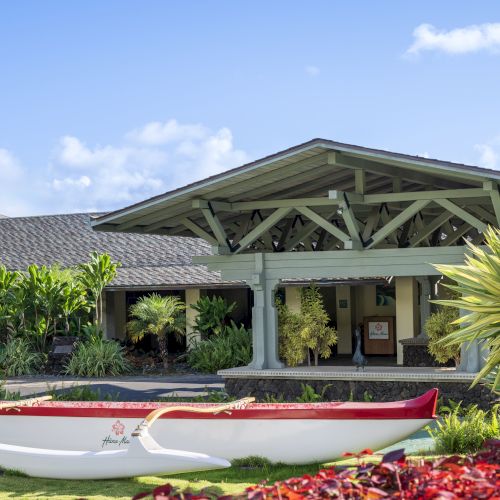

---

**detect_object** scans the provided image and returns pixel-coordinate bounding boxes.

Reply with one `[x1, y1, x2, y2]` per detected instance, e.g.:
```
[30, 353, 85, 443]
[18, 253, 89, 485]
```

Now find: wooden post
[395, 277, 418, 364]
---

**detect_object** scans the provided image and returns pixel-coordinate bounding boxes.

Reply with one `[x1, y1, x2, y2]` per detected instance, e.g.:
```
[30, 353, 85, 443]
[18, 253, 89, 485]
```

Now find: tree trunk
[159, 334, 169, 370]
[314, 350, 319, 367]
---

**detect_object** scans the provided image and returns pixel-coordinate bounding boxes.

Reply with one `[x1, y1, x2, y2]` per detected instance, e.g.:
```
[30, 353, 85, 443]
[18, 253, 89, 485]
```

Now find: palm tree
[433, 226, 500, 391]
[127, 294, 186, 369]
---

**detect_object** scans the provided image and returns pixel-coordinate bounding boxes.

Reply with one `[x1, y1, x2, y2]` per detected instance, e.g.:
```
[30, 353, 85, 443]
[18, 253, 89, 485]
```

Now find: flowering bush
[133, 440, 500, 499]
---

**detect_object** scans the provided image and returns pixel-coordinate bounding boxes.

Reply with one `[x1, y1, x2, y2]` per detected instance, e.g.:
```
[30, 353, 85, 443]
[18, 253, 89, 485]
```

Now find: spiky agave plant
[433, 226, 500, 391]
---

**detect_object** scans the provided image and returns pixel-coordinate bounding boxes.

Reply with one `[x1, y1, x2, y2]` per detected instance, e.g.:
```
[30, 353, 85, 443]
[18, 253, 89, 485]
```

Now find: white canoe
[0, 431, 230, 480]
[0, 389, 438, 465]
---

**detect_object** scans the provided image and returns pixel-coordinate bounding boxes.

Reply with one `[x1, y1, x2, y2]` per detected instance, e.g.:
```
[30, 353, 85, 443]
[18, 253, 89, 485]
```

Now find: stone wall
[402, 343, 454, 368]
[224, 377, 495, 408]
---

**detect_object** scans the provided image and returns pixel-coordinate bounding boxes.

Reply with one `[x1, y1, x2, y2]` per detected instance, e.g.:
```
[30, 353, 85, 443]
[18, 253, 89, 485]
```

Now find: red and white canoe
[0, 389, 438, 465]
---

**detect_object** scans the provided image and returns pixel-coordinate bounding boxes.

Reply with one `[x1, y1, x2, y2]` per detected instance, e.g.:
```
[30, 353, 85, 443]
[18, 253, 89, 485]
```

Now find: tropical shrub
[0, 253, 118, 356]
[78, 252, 120, 327]
[425, 307, 460, 365]
[65, 337, 131, 377]
[427, 403, 499, 454]
[47, 384, 119, 401]
[186, 321, 252, 373]
[295, 383, 332, 403]
[433, 226, 500, 389]
[133, 442, 500, 499]
[300, 285, 337, 366]
[0, 337, 46, 376]
[278, 284, 337, 367]
[277, 300, 305, 367]
[127, 293, 185, 369]
[192, 295, 236, 338]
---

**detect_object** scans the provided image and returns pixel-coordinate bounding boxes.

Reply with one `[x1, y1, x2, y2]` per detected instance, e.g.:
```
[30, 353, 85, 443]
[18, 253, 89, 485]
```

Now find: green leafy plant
[433, 226, 500, 389]
[47, 384, 119, 401]
[0, 337, 46, 376]
[277, 300, 307, 367]
[425, 307, 461, 365]
[65, 337, 131, 377]
[426, 403, 499, 454]
[296, 383, 332, 403]
[127, 293, 185, 369]
[186, 321, 252, 373]
[278, 285, 337, 367]
[78, 252, 119, 328]
[261, 393, 286, 403]
[299, 285, 337, 366]
[193, 295, 236, 338]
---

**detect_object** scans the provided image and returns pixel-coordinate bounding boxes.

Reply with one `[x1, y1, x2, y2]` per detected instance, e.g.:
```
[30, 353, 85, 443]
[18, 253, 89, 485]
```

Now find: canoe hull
[0, 415, 432, 464]
[0, 438, 230, 480]
[0, 389, 438, 464]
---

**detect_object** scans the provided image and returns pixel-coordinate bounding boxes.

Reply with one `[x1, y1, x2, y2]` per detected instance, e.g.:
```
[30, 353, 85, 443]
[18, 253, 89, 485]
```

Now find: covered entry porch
[91, 138, 500, 378]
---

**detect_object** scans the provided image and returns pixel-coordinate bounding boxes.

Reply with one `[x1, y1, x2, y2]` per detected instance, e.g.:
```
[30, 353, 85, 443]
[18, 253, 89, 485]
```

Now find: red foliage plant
[132, 440, 500, 499]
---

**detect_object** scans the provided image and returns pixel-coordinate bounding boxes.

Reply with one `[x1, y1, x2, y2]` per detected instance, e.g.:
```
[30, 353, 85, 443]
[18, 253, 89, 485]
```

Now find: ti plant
[433, 226, 500, 391]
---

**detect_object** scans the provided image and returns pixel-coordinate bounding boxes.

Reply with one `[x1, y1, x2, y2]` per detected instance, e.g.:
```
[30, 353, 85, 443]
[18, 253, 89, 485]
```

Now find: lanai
[91, 138, 500, 375]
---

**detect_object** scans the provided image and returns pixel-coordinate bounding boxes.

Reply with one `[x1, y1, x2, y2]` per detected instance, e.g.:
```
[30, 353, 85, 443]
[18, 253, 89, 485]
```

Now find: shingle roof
[0, 213, 230, 289]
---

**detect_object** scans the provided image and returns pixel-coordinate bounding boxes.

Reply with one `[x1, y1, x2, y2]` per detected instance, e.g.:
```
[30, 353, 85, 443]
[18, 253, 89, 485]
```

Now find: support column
[247, 254, 284, 369]
[336, 285, 353, 354]
[285, 286, 302, 313]
[457, 306, 488, 373]
[396, 277, 418, 365]
[417, 276, 432, 337]
[185, 288, 201, 349]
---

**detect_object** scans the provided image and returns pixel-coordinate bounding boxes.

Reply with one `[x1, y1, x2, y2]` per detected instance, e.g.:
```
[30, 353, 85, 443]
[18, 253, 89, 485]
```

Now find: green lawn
[0, 462, 326, 499]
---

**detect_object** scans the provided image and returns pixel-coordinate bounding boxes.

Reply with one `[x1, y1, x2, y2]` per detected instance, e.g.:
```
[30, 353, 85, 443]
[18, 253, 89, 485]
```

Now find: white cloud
[305, 65, 320, 76]
[475, 143, 499, 169]
[0, 148, 23, 180]
[0, 149, 42, 216]
[45, 120, 249, 213]
[127, 119, 208, 145]
[407, 22, 500, 55]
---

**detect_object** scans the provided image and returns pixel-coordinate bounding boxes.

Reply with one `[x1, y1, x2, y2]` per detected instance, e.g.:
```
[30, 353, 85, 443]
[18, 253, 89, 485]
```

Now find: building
[90, 138, 499, 396]
[0, 213, 251, 348]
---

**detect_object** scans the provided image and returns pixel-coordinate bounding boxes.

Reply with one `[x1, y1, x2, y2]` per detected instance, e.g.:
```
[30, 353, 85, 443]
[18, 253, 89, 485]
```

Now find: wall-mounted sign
[338, 299, 348, 309]
[368, 321, 389, 340]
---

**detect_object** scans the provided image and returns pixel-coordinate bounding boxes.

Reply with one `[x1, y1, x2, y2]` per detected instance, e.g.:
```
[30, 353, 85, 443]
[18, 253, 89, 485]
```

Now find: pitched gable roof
[0, 213, 229, 289]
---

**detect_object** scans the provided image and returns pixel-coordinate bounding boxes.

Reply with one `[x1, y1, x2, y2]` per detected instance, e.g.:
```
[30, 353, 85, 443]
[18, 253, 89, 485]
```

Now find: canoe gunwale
[0, 388, 438, 420]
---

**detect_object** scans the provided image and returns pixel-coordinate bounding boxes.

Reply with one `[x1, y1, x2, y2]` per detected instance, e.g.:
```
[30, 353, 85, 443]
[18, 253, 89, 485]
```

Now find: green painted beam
[233, 207, 292, 254]
[468, 205, 498, 227]
[296, 206, 351, 243]
[489, 189, 500, 227]
[362, 206, 382, 240]
[180, 217, 218, 246]
[284, 215, 330, 251]
[435, 199, 487, 232]
[200, 204, 231, 249]
[340, 193, 363, 248]
[441, 223, 471, 246]
[355, 169, 366, 194]
[365, 199, 430, 249]
[408, 210, 453, 247]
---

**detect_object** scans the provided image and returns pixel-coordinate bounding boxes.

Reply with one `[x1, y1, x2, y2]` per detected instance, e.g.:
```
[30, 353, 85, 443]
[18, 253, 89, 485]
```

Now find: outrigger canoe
[0, 389, 438, 466]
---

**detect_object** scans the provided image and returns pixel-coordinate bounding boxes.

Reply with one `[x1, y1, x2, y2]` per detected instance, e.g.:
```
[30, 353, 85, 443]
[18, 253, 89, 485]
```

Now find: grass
[0, 454, 442, 499]
[0, 462, 325, 499]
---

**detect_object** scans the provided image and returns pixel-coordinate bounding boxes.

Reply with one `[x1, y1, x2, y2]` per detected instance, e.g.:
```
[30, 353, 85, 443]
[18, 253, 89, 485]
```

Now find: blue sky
[1, 1, 500, 216]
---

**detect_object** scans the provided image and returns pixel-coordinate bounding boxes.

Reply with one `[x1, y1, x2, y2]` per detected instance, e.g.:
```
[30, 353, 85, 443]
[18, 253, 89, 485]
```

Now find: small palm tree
[127, 294, 185, 369]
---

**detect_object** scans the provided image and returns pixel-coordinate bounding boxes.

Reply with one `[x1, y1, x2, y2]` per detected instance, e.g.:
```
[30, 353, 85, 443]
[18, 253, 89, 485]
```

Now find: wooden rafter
[365, 200, 430, 249]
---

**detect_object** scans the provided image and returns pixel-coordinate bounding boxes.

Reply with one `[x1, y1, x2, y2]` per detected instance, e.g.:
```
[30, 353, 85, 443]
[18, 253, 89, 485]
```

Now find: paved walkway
[4, 374, 224, 401]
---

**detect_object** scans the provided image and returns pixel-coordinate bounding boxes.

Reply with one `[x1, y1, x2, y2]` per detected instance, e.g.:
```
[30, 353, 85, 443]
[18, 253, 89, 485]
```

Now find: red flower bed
[133, 440, 500, 499]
